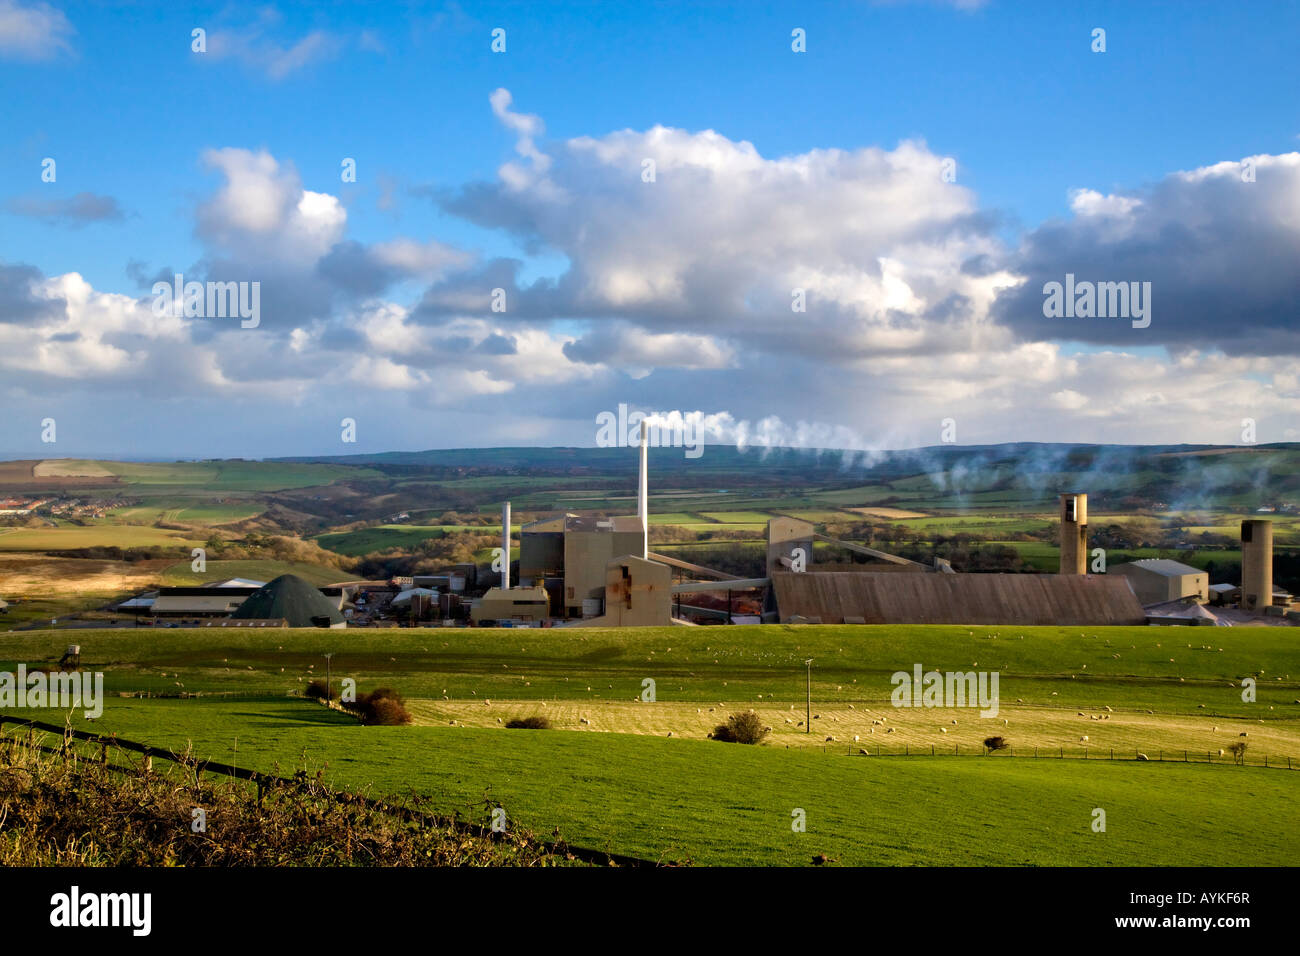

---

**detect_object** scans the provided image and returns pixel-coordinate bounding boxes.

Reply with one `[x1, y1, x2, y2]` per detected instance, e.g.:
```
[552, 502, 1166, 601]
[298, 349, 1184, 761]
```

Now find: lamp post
[805, 659, 813, 733]
[324, 652, 334, 701]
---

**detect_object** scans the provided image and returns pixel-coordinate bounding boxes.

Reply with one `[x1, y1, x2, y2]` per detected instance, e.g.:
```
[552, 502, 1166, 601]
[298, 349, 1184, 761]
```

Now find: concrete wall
[564, 530, 643, 614]
[767, 517, 815, 575]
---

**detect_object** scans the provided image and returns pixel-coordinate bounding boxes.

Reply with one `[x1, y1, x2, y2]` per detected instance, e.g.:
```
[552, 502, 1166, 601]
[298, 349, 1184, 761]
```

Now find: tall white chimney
[638, 419, 648, 560]
[501, 500, 511, 590]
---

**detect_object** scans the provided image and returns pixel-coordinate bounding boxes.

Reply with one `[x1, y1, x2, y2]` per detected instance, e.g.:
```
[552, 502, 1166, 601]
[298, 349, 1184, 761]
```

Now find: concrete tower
[501, 500, 511, 590]
[1241, 519, 1273, 613]
[1059, 493, 1087, 575]
[638, 419, 648, 560]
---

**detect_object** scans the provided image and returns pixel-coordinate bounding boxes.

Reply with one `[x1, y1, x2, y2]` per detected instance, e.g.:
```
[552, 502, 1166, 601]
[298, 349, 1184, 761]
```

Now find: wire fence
[0, 713, 660, 867]
[802, 740, 1299, 769]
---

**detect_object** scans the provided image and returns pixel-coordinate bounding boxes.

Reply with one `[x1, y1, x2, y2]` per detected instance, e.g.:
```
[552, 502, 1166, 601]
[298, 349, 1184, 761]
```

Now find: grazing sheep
[853, 735, 860, 742]
[940, 727, 947, 733]
[825, 736, 836, 742]
[1080, 735, 1089, 742]
[886, 728, 895, 733]
[859, 748, 870, 755]
[1136, 752, 1149, 761]
[1218, 748, 1225, 756]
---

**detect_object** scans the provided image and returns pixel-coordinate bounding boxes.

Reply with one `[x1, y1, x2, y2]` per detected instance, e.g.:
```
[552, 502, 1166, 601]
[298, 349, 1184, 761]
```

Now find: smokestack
[501, 500, 511, 590]
[1059, 493, 1087, 575]
[1241, 519, 1273, 613]
[638, 419, 648, 560]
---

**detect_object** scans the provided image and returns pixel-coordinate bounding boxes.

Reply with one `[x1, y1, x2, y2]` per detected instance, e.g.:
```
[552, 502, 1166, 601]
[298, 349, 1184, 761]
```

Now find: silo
[1241, 519, 1273, 612]
[1059, 493, 1088, 575]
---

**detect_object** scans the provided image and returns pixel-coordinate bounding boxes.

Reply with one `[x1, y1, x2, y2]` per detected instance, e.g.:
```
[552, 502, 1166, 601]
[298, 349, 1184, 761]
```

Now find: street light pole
[805, 658, 813, 733]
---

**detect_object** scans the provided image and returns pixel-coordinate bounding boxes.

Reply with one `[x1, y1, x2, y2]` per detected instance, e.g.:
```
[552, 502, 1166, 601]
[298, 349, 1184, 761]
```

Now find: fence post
[1265, 755, 1268, 768]
[142, 749, 152, 775]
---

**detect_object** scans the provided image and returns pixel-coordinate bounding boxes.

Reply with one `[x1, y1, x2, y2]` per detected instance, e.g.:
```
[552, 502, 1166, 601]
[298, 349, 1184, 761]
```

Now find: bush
[983, 736, 1008, 753]
[304, 679, 336, 701]
[710, 711, 768, 745]
[505, 716, 551, 730]
[352, 687, 412, 726]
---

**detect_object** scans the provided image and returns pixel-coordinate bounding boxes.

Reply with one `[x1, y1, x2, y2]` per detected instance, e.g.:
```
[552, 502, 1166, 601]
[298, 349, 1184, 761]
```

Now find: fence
[0, 714, 660, 867]
[803, 740, 1298, 769]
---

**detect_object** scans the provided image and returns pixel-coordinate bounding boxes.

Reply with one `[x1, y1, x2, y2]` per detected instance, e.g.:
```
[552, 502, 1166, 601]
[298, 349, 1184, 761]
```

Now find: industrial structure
[1241, 519, 1274, 612]
[1059, 492, 1087, 575]
[1110, 559, 1209, 606]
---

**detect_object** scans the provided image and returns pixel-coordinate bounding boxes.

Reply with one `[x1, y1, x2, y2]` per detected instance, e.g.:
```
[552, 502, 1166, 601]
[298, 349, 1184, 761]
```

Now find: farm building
[1109, 559, 1208, 607]
[229, 574, 346, 628]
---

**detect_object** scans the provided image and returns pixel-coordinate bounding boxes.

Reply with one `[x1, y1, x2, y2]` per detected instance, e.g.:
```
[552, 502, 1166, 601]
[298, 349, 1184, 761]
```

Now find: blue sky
[1, 1, 1297, 458]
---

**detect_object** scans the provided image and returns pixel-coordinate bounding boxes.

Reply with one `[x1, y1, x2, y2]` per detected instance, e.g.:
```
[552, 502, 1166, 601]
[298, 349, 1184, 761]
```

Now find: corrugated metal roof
[772, 571, 1146, 626]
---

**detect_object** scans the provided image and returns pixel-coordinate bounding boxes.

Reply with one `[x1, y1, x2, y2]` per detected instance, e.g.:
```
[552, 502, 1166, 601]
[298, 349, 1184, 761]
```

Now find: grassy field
[3, 622, 1296, 865]
[0, 525, 198, 551]
[59, 698, 1300, 866]
[158, 559, 350, 587]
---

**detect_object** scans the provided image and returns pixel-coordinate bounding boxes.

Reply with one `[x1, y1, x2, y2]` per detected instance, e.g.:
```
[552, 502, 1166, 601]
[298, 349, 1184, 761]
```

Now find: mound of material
[229, 574, 345, 628]
[772, 571, 1146, 626]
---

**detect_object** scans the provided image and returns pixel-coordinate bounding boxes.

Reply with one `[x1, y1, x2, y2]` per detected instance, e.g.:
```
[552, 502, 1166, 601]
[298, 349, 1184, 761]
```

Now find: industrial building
[1110, 559, 1209, 606]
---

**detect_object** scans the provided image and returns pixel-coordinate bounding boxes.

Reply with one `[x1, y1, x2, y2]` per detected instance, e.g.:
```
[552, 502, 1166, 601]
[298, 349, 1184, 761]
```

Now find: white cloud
[0, 0, 73, 60]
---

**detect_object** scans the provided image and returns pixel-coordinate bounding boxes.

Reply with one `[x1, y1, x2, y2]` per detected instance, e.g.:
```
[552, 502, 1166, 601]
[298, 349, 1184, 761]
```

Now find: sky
[0, 0, 1297, 460]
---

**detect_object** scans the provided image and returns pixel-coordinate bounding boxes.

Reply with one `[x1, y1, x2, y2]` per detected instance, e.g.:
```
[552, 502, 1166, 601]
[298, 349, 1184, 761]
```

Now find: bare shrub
[710, 711, 768, 745]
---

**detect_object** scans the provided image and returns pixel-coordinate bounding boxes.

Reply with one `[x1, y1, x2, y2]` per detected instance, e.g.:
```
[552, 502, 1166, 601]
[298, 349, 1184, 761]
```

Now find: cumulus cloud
[994, 153, 1300, 355]
[3, 92, 1299, 455]
[423, 90, 1012, 374]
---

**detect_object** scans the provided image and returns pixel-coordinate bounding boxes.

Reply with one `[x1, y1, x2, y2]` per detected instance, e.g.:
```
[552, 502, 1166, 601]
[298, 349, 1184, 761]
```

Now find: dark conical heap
[229, 574, 343, 627]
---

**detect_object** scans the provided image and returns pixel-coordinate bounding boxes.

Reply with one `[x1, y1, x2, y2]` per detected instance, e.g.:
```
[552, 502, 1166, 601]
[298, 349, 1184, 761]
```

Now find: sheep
[1136, 752, 1149, 761]
[579, 717, 590, 725]
[1218, 748, 1225, 756]
[1080, 735, 1089, 742]
[940, 727, 947, 733]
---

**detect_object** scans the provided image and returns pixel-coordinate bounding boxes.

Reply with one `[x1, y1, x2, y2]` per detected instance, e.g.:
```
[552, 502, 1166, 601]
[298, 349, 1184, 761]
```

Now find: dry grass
[0, 730, 575, 866]
[404, 699, 1300, 756]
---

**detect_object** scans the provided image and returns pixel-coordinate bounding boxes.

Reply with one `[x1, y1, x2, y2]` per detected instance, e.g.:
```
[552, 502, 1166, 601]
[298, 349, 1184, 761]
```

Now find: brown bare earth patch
[847, 507, 929, 519]
[0, 460, 121, 488]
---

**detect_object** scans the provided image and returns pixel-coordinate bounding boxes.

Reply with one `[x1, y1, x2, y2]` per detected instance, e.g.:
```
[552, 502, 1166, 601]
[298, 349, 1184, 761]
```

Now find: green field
[0, 525, 198, 551]
[159, 559, 349, 587]
[43, 697, 1297, 866]
[2, 623, 1295, 865]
